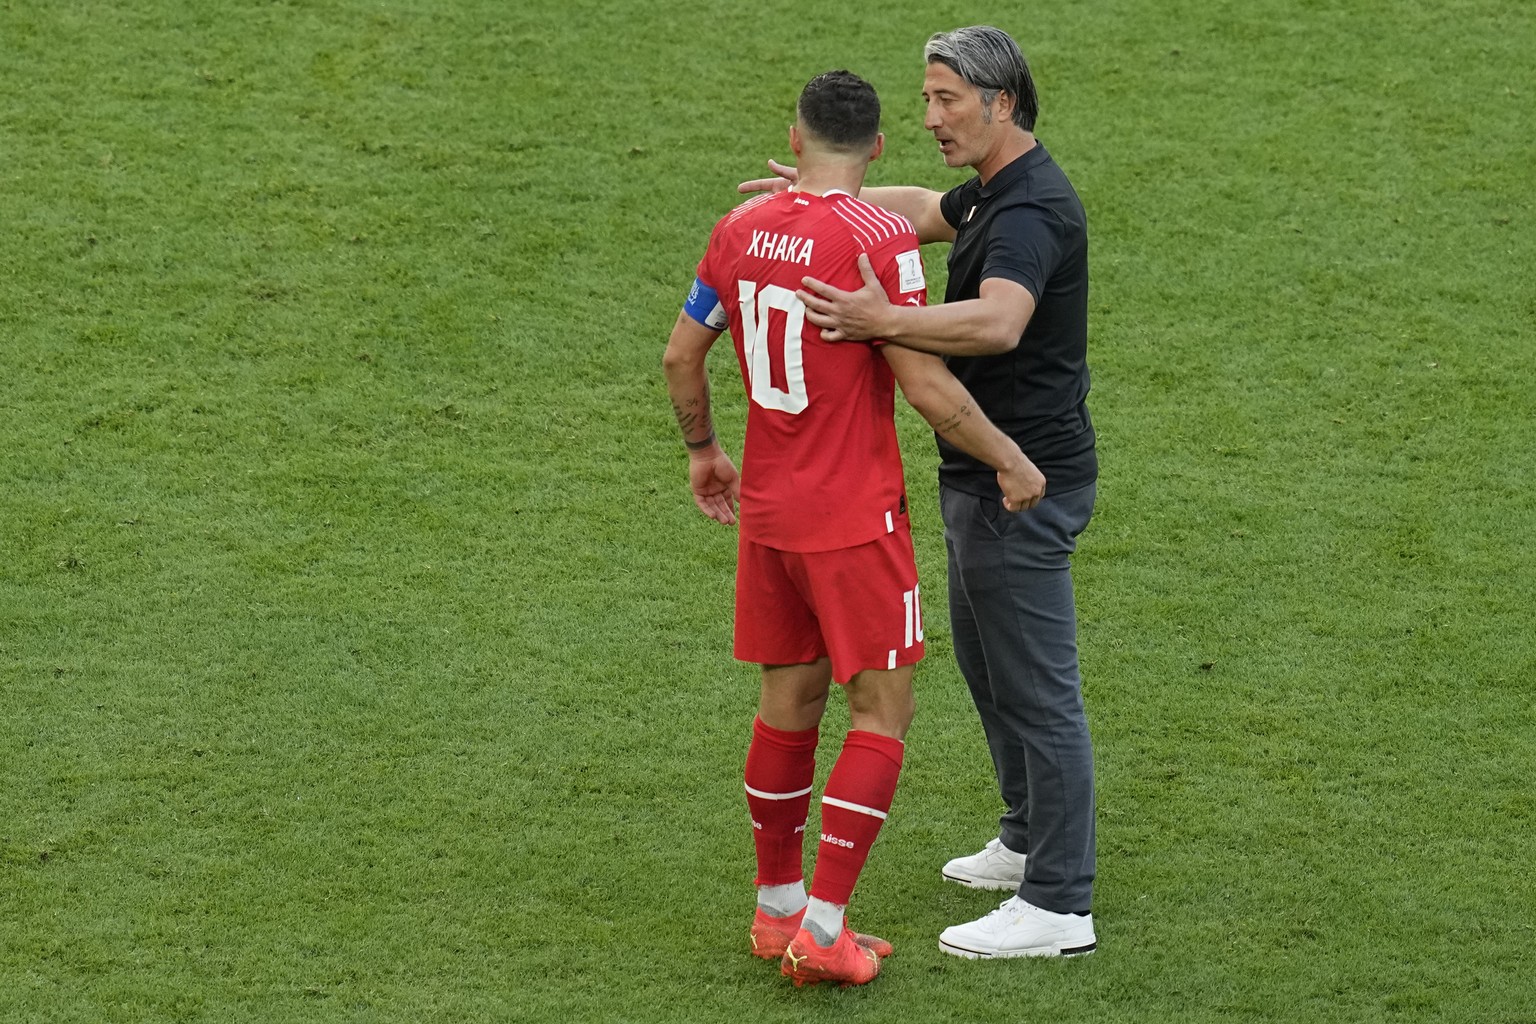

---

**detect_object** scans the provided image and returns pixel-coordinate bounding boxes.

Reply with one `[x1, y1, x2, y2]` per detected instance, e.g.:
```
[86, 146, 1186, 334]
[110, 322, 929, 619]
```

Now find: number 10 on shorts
[903, 586, 924, 649]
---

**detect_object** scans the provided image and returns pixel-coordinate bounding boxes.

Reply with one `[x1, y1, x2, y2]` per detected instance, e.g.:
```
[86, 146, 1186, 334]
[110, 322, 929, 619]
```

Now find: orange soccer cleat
[780, 926, 882, 987]
[749, 907, 893, 960]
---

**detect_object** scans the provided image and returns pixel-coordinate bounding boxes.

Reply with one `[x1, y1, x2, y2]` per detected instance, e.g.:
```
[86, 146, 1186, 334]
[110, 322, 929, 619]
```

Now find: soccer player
[741, 28, 1101, 959]
[662, 70, 1044, 987]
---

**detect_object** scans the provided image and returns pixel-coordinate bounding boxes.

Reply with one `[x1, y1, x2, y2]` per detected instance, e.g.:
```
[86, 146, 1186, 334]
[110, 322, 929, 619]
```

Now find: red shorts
[734, 527, 926, 683]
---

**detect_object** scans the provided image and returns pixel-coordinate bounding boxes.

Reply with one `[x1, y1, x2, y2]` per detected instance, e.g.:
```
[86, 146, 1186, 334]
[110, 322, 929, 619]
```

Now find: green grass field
[3, 1, 1534, 1021]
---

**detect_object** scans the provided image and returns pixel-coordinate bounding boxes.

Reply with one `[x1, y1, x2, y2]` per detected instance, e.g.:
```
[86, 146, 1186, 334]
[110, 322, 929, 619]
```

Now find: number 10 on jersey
[738, 280, 809, 415]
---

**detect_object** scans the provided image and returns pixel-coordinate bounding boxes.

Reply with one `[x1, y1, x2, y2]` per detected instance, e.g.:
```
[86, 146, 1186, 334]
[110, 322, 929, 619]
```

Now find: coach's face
[922, 62, 1004, 171]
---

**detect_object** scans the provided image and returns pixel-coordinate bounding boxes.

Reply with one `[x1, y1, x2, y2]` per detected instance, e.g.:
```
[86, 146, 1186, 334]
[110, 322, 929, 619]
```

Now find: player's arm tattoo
[671, 394, 711, 436]
[672, 384, 716, 450]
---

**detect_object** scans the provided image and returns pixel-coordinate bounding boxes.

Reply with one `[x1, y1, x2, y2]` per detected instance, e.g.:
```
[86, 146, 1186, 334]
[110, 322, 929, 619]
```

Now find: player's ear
[869, 132, 885, 162]
[789, 123, 803, 156]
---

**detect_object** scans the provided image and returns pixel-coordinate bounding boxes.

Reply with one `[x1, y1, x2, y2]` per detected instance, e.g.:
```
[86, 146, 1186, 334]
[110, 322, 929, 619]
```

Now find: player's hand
[998, 456, 1046, 512]
[798, 253, 891, 343]
[737, 159, 798, 195]
[689, 450, 741, 525]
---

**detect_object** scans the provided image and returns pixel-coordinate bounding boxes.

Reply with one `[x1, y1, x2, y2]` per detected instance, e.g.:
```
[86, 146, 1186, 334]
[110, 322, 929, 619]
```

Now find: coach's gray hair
[924, 25, 1039, 131]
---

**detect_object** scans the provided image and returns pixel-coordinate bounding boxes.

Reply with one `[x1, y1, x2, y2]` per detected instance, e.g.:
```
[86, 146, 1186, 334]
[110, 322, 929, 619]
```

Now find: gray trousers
[940, 480, 1097, 914]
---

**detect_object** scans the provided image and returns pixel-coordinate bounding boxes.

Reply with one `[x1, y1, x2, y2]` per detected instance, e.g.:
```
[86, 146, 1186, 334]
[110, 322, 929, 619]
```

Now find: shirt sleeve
[867, 231, 928, 346]
[980, 202, 1068, 303]
[684, 218, 731, 331]
[939, 182, 969, 230]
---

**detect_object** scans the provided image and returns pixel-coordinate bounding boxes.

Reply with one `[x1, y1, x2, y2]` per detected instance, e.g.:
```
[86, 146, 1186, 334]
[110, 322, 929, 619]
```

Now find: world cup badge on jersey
[896, 250, 925, 293]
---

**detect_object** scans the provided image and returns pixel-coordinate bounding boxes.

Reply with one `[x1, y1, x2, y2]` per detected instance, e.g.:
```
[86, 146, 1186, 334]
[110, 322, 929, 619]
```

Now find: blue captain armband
[682, 277, 729, 331]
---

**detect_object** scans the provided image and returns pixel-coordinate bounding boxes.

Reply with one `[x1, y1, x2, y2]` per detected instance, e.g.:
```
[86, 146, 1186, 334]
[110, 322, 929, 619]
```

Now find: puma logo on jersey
[747, 229, 814, 266]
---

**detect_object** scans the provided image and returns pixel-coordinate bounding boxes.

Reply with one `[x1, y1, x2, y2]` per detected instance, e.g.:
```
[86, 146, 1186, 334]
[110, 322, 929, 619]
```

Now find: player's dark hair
[925, 26, 1039, 131]
[797, 70, 881, 151]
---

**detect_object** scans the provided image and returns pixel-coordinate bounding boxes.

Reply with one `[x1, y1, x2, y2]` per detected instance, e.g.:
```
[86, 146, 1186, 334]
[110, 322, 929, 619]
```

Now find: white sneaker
[939, 896, 1097, 959]
[940, 838, 1028, 891]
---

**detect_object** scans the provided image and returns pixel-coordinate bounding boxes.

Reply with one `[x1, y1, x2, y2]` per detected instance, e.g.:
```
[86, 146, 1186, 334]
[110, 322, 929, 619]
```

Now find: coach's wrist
[877, 302, 911, 345]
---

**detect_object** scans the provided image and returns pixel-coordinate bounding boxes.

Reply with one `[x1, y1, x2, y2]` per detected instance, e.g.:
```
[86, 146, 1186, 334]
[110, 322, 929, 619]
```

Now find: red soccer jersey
[696, 189, 928, 552]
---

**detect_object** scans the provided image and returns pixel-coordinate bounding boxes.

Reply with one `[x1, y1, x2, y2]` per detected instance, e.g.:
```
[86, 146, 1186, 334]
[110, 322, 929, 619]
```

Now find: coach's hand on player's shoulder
[689, 449, 741, 526]
[798, 254, 889, 343]
[998, 455, 1047, 513]
[737, 159, 798, 195]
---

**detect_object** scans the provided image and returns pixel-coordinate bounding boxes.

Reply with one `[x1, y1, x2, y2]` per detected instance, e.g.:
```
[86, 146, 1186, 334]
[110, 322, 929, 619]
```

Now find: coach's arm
[801, 255, 1033, 357]
[882, 346, 1045, 510]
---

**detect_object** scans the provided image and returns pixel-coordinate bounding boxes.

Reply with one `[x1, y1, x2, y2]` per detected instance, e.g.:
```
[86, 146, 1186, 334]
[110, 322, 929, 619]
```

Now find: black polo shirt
[936, 142, 1097, 497]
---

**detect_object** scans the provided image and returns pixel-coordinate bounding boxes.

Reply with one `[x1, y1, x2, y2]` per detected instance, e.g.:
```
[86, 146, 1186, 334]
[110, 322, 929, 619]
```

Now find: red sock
[744, 717, 819, 887]
[810, 730, 905, 906]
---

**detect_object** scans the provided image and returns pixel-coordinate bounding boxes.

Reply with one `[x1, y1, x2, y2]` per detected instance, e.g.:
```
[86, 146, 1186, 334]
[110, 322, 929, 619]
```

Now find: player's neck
[792, 160, 868, 199]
